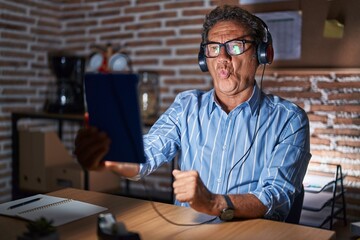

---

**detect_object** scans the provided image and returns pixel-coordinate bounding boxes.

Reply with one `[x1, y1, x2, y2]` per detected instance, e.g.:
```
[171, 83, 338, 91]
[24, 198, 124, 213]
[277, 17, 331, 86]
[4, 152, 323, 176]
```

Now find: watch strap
[223, 195, 234, 209]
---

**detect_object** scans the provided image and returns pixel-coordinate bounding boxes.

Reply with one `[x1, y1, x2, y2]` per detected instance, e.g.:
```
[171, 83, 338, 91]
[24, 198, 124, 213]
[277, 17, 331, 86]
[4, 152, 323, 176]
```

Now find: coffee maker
[45, 53, 86, 114]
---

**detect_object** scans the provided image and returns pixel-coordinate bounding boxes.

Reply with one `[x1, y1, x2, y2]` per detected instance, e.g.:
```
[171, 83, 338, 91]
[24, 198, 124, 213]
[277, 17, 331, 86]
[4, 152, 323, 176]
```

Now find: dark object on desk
[84, 73, 145, 164]
[98, 213, 141, 240]
[45, 52, 86, 114]
[8, 197, 42, 210]
[17, 217, 59, 240]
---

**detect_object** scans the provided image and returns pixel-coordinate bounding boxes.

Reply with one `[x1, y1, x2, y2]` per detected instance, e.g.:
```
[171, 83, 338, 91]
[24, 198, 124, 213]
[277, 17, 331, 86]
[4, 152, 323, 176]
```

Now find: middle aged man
[74, 5, 311, 222]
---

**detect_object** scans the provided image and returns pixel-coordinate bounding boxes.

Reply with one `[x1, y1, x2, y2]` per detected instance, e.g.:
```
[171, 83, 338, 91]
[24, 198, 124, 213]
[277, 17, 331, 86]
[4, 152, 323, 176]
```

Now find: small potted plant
[18, 217, 59, 240]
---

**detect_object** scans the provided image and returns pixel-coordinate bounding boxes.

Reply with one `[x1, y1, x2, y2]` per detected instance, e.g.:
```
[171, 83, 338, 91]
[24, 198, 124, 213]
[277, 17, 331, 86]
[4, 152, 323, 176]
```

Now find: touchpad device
[84, 73, 145, 164]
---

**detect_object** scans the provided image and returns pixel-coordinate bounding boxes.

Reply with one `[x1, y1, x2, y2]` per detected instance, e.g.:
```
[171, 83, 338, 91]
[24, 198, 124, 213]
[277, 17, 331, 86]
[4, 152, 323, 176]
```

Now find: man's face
[206, 21, 258, 100]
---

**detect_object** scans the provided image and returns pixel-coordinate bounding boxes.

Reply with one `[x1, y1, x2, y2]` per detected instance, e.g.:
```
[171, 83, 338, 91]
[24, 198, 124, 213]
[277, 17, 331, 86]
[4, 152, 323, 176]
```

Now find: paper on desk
[0, 194, 107, 226]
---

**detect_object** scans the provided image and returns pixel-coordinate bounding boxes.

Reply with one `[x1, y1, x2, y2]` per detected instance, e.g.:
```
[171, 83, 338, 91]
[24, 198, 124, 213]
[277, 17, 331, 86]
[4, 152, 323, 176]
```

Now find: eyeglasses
[202, 38, 255, 58]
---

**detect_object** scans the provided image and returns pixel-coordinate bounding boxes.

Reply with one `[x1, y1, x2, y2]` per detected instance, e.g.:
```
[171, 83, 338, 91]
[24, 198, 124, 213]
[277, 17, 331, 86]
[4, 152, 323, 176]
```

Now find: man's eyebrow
[206, 34, 252, 43]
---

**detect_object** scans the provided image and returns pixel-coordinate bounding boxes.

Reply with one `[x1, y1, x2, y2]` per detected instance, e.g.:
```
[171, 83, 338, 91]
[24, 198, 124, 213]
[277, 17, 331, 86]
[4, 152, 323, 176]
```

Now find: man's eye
[232, 45, 241, 54]
[210, 46, 219, 52]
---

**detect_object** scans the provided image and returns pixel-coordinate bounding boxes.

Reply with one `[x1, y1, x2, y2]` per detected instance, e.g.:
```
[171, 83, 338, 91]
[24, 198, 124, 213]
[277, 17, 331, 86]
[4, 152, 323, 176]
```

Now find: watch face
[108, 53, 128, 71]
[220, 208, 234, 221]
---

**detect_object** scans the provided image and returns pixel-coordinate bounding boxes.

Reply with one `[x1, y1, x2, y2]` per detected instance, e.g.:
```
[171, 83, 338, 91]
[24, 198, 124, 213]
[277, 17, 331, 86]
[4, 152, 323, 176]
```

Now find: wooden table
[0, 188, 336, 240]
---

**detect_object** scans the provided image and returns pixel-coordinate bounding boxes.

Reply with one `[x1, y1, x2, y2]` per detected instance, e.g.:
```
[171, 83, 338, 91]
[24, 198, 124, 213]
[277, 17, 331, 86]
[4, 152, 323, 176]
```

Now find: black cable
[141, 179, 218, 226]
[225, 64, 266, 194]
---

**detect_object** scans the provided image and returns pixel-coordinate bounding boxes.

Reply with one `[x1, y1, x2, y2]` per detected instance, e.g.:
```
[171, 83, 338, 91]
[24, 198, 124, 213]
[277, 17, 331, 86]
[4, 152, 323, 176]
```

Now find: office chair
[285, 185, 305, 224]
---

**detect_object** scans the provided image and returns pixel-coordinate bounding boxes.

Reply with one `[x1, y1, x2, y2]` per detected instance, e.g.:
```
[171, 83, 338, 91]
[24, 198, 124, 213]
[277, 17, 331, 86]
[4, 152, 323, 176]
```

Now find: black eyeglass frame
[202, 38, 255, 58]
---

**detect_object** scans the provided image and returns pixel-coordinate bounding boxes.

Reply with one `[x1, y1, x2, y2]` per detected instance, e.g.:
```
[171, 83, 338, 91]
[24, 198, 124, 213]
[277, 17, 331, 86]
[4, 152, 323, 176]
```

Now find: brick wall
[0, 0, 359, 221]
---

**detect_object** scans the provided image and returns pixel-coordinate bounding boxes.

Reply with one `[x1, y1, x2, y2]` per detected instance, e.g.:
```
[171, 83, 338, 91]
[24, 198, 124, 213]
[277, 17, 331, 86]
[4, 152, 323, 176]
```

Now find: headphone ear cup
[257, 30, 274, 64]
[198, 44, 208, 72]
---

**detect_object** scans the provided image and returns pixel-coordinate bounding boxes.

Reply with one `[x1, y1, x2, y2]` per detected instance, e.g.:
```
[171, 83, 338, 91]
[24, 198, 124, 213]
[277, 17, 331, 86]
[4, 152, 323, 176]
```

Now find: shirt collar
[208, 82, 261, 116]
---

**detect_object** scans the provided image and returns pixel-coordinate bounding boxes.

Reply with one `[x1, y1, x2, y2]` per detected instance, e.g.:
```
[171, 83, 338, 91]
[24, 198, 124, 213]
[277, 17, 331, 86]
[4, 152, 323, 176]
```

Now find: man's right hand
[74, 126, 111, 171]
[74, 127, 140, 178]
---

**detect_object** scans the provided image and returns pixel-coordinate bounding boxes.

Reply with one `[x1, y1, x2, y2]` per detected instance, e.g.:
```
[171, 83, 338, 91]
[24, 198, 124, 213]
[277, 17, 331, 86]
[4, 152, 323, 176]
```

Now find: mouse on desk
[97, 213, 141, 240]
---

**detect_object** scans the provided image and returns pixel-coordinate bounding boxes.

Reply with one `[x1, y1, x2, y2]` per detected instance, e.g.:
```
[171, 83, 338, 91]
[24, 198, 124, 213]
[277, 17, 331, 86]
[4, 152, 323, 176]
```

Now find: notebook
[0, 194, 107, 226]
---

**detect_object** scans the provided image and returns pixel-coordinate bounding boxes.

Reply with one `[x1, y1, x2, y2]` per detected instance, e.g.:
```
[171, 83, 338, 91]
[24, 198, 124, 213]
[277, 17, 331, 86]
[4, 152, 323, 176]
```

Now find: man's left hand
[172, 169, 220, 216]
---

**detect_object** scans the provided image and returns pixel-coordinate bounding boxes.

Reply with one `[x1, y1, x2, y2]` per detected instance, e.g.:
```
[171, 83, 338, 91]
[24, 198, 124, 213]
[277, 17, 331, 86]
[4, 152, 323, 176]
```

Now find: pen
[7, 197, 42, 210]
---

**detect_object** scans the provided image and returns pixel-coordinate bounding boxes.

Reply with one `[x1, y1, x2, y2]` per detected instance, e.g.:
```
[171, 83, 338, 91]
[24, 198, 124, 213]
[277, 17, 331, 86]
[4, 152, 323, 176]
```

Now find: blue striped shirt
[140, 83, 311, 220]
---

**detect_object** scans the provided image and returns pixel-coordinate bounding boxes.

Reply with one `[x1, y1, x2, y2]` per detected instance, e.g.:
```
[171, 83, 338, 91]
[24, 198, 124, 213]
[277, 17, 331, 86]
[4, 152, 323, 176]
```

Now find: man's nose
[217, 45, 231, 61]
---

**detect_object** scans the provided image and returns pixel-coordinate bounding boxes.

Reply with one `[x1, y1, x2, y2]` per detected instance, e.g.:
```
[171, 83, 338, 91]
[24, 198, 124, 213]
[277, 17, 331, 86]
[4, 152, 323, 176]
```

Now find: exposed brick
[60, 29, 86, 36]
[310, 137, 331, 146]
[179, 69, 207, 76]
[0, 51, 33, 59]
[14, 0, 59, 12]
[101, 16, 135, 25]
[334, 117, 360, 125]
[38, 19, 62, 29]
[135, 49, 171, 56]
[98, 1, 131, 9]
[132, 59, 159, 65]
[0, 97, 27, 104]
[88, 10, 120, 18]
[124, 5, 160, 14]
[0, 2, 26, 14]
[176, 47, 198, 55]
[307, 113, 327, 123]
[163, 78, 206, 85]
[30, 9, 60, 19]
[0, 32, 35, 42]
[311, 150, 360, 160]
[0, 22, 27, 31]
[314, 128, 360, 137]
[61, 4, 94, 12]
[317, 81, 360, 89]
[272, 91, 321, 100]
[0, 79, 26, 86]
[136, 0, 168, 4]
[164, 1, 204, 9]
[166, 37, 201, 45]
[37, 37, 62, 45]
[336, 140, 360, 148]
[0, 13, 35, 24]
[30, 28, 60, 36]
[328, 92, 360, 101]
[100, 33, 134, 41]
[60, 12, 86, 20]
[2, 89, 36, 95]
[166, 18, 204, 27]
[311, 104, 360, 113]
[126, 40, 162, 47]
[0, 60, 27, 68]
[125, 21, 161, 31]
[163, 58, 197, 66]
[66, 37, 97, 44]
[138, 30, 175, 38]
[262, 80, 311, 89]
[182, 9, 211, 16]
[65, 20, 98, 28]
[142, 11, 177, 20]
[180, 28, 202, 35]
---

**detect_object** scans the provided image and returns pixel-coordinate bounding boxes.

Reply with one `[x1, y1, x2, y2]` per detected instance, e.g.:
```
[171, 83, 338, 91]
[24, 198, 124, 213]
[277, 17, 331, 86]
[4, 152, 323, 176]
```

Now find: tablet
[84, 73, 146, 163]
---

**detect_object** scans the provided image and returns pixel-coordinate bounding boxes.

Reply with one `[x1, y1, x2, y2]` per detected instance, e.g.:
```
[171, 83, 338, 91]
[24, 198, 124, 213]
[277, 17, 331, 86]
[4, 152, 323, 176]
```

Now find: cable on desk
[141, 179, 218, 226]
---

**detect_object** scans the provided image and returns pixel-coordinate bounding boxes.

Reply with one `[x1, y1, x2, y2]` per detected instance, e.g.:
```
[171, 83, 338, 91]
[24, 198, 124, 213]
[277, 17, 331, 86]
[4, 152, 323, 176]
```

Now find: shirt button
[222, 145, 227, 150]
[217, 178, 221, 183]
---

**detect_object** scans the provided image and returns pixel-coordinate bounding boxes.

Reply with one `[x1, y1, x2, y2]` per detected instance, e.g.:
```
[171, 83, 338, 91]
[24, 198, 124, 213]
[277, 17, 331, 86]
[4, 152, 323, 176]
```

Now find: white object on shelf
[351, 222, 360, 236]
[303, 174, 334, 192]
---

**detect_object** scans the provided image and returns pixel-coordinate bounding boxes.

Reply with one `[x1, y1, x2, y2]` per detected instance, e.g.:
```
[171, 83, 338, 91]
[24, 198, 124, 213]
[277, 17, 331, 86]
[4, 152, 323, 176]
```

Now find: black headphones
[198, 17, 274, 72]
